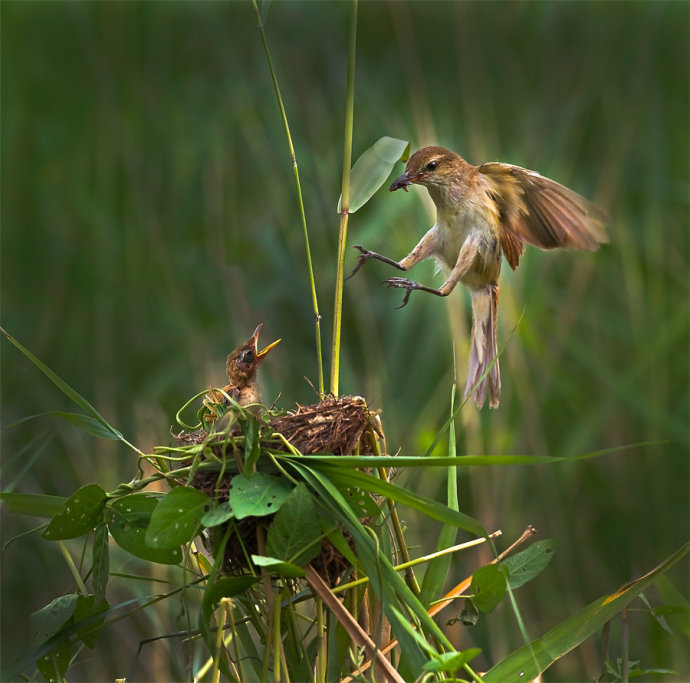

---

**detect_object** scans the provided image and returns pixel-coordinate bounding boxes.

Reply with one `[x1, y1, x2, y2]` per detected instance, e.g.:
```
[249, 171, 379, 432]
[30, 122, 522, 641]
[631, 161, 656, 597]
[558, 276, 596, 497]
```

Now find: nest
[173, 395, 381, 586]
[270, 395, 378, 455]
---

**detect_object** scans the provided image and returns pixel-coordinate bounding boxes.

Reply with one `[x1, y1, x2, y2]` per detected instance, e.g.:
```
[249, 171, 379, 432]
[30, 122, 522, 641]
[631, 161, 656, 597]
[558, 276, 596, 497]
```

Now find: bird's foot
[345, 245, 405, 281]
[383, 277, 423, 308]
[383, 277, 446, 308]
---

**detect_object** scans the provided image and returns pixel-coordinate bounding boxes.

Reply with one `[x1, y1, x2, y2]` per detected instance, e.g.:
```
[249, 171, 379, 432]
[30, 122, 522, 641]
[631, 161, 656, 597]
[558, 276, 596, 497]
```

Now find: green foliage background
[2, 1, 688, 680]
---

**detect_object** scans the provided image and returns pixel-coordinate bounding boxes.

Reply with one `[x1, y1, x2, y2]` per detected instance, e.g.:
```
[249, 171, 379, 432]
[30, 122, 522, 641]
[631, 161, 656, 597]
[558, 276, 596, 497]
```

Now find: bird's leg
[345, 245, 406, 280]
[347, 227, 440, 281]
[383, 278, 448, 308]
[384, 232, 483, 308]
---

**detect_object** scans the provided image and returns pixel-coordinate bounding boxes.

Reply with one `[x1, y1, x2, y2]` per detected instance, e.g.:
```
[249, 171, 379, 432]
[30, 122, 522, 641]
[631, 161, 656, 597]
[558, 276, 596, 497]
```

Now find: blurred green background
[2, 1, 688, 680]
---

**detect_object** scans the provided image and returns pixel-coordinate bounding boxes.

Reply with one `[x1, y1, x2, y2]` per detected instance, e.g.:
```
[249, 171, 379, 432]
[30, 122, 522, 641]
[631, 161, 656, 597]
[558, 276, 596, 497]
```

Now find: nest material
[174, 395, 380, 585]
[270, 395, 377, 455]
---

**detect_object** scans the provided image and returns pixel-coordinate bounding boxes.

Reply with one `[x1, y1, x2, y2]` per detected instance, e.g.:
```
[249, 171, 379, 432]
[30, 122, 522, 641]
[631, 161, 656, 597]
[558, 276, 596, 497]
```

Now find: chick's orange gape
[348, 146, 609, 409]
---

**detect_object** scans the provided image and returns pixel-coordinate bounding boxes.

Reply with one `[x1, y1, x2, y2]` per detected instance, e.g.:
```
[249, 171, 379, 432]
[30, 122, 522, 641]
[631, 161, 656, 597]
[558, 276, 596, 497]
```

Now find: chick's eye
[241, 349, 254, 363]
[426, 160, 438, 171]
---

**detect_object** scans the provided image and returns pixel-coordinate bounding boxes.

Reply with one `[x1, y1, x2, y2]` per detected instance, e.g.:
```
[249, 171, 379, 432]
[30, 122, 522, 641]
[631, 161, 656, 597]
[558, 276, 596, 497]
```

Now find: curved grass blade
[312, 463, 487, 539]
[421, 384, 460, 605]
[1, 327, 121, 439]
[276, 443, 668, 469]
[0, 492, 66, 517]
[483, 542, 690, 682]
[7, 411, 121, 440]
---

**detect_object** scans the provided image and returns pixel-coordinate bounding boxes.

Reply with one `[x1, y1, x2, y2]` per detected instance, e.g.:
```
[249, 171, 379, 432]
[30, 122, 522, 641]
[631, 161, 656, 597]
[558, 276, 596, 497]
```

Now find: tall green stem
[252, 0, 324, 397]
[330, 0, 358, 397]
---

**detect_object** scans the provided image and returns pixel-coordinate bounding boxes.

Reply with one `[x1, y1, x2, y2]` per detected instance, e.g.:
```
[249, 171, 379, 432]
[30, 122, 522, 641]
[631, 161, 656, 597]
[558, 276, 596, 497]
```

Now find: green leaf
[35, 643, 71, 683]
[290, 461, 451, 676]
[4, 593, 157, 681]
[284, 450, 631, 468]
[92, 522, 109, 602]
[503, 539, 557, 589]
[338, 136, 409, 213]
[0, 492, 66, 517]
[483, 543, 690, 682]
[241, 416, 261, 475]
[334, 482, 381, 518]
[251, 554, 306, 578]
[421, 384, 460, 606]
[106, 494, 183, 564]
[43, 484, 107, 540]
[265, 483, 322, 566]
[387, 604, 437, 656]
[312, 463, 487, 538]
[229, 472, 292, 519]
[655, 575, 690, 637]
[0, 327, 121, 439]
[49, 411, 121, 439]
[202, 576, 261, 616]
[8, 411, 121, 439]
[423, 648, 482, 673]
[145, 487, 211, 549]
[201, 501, 234, 527]
[30, 594, 79, 647]
[471, 564, 508, 613]
[73, 594, 108, 649]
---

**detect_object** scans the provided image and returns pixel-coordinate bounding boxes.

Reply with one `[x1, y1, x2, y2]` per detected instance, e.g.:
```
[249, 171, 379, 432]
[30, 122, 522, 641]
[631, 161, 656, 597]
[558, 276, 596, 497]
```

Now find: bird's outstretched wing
[479, 162, 610, 269]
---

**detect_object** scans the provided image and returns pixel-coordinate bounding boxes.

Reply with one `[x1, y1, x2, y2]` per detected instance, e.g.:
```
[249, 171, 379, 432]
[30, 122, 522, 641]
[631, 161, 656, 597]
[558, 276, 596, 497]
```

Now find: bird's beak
[250, 324, 281, 361]
[389, 169, 424, 192]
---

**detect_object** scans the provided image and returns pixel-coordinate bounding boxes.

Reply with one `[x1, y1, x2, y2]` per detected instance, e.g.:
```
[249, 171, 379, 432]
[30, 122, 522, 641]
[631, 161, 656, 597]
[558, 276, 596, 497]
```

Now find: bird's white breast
[433, 200, 494, 270]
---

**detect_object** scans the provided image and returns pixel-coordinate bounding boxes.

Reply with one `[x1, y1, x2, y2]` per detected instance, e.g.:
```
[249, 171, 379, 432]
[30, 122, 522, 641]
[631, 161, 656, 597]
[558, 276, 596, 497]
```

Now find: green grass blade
[420, 383, 460, 606]
[0, 492, 67, 517]
[1, 327, 121, 439]
[7, 411, 121, 440]
[483, 543, 690, 682]
[277, 443, 666, 468]
[307, 462, 487, 539]
[289, 460, 448, 675]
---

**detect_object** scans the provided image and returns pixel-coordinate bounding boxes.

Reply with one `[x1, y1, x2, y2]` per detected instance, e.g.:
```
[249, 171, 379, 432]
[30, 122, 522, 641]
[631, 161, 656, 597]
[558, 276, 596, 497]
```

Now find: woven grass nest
[172, 395, 382, 585]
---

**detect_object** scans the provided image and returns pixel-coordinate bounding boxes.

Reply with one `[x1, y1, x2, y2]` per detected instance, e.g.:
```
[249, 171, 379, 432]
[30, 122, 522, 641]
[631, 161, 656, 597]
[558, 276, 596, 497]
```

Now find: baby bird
[205, 324, 280, 423]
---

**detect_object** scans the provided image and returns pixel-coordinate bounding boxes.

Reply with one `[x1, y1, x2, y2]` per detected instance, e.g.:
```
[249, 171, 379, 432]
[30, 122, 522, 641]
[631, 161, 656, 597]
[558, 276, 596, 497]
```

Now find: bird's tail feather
[464, 284, 501, 409]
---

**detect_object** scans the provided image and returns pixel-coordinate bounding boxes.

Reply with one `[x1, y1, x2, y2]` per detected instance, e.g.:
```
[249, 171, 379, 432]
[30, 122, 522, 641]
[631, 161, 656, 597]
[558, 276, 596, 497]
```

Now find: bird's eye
[242, 349, 255, 362]
[426, 160, 438, 171]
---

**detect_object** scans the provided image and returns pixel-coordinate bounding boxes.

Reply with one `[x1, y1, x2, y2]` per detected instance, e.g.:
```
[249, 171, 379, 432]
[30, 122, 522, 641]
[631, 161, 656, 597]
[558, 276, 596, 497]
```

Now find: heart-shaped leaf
[43, 484, 107, 540]
[106, 494, 182, 564]
[265, 483, 322, 567]
[504, 539, 557, 589]
[145, 487, 211, 549]
[471, 563, 508, 614]
[229, 472, 292, 519]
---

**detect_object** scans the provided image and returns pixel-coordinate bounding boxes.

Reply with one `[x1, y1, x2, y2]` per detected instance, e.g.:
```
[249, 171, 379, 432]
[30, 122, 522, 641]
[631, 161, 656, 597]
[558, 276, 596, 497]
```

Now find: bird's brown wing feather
[479, 162, 610, 269]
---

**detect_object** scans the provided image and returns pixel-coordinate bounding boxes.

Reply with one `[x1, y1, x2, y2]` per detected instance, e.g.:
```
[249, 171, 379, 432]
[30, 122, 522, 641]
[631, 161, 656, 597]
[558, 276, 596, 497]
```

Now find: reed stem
[330, 0, 358, 397]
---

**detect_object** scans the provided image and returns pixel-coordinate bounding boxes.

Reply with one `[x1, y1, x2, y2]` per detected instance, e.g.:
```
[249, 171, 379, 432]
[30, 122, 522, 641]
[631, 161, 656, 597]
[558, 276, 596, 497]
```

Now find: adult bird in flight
[348, 146, 609, 408]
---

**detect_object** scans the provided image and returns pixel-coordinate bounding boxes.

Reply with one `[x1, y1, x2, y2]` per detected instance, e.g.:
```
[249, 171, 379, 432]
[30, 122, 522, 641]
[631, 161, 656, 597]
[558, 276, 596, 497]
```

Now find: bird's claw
[382, 277, 420, 308]
[345, 245, 373, 281]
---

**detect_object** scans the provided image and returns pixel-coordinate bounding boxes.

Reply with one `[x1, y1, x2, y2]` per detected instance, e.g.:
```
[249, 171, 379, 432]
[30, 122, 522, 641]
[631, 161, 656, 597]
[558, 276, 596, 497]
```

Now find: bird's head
[389, 146, 465, 192]
[226, 324, 281, 384]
